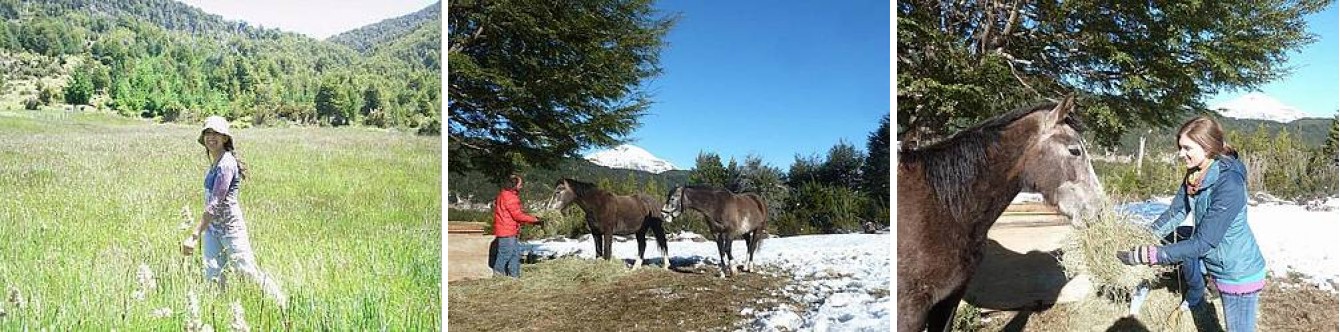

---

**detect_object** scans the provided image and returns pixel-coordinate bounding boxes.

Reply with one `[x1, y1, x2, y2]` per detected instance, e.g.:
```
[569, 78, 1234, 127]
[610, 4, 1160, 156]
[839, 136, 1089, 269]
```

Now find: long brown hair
[1176, 116, 1239, 160]
[205, 133, 249, 181]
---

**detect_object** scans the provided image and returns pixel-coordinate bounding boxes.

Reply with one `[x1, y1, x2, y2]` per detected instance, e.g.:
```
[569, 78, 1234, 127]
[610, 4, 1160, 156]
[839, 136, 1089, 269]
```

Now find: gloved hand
[1116, 246, 1156, 265]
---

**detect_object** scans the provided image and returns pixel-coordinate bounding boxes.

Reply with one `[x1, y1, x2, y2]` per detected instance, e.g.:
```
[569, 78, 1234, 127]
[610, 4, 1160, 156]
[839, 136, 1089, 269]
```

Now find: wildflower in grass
[229, 301, 250, 332]
[180, 206, 193, 231]
[185, 290, 205, 332]
[6, 285, 23, 309]
[150, 307, 173, 318]
[132, 263, 157, 301]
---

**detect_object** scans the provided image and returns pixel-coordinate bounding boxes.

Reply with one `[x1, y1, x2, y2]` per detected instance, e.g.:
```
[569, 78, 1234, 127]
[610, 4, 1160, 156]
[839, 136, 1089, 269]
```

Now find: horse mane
[559, 178, 603, 197]
[899, 101, 1083, 221]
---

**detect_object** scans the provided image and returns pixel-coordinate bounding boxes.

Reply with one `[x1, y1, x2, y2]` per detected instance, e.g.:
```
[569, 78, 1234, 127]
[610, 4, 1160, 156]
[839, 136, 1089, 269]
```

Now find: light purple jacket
[204, 151, 243, 223]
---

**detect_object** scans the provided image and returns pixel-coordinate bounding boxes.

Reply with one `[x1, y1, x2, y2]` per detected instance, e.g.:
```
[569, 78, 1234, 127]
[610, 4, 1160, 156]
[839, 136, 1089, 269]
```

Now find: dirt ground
[446, 258, 794, 332]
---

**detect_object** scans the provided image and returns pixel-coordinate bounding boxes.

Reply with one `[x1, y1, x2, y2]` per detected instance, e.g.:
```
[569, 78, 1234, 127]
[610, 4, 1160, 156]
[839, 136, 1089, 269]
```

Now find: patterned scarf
[1186, 162, 1210, 196]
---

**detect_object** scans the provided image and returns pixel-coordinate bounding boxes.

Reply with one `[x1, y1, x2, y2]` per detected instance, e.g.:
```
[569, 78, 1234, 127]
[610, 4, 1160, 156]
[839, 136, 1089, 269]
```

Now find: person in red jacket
[492, 174, 544, 277]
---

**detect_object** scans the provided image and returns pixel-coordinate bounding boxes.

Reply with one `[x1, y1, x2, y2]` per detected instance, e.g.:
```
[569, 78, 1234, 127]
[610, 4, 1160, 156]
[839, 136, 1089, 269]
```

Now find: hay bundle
[529, 208, 584, 239]
[1060, 201, 1168, 293]
[1064, 287, 1195, 332]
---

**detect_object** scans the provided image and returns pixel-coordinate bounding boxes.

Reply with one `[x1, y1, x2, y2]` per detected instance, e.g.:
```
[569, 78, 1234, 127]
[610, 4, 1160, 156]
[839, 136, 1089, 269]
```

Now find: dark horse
[660, 186, 768, 278]
[547, 178, 669, 269]
[897, 96, 1103, 331]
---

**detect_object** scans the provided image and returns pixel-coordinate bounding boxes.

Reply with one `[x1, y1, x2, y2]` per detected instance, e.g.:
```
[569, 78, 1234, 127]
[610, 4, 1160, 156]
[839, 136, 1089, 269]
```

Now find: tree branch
[997, 50, 1042, 98]
[449, 25, 485, 53]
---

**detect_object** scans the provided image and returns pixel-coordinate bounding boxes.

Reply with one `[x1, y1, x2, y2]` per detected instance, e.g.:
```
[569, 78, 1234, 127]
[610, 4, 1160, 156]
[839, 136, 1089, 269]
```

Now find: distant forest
[2, 0, 440, 133]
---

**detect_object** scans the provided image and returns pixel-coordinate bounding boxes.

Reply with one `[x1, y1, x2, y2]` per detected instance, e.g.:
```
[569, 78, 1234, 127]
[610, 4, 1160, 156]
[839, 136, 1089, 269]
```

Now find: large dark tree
[861, 115, 890, 206]
[448, 0, 676, 180]
[897, 0, 1330, 148]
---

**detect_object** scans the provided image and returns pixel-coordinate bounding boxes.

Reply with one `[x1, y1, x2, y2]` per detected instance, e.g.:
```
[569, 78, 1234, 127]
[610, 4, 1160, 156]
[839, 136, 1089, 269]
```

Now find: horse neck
[681, 188, 719, 215]
[571, 186, 611, 215]
[921, 127, 1034, 239]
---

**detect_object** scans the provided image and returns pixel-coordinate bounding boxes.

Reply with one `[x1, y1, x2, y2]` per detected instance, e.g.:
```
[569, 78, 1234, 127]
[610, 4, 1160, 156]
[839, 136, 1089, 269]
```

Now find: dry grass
[1060, 200, 1169, 293]
[446, 258, 793, 332]
[979, 277, 1338, 331]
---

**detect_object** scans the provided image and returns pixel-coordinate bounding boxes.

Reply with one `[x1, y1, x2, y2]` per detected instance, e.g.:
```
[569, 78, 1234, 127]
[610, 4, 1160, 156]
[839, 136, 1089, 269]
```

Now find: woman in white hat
[180, 116, 287, 307]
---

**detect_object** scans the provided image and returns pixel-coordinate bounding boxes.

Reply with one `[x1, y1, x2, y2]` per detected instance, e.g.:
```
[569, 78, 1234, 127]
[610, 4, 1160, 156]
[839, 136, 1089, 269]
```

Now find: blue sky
[597, 0, 892, 171]
[1203, 2, 1339, 118]
[179, 0, 436, 39]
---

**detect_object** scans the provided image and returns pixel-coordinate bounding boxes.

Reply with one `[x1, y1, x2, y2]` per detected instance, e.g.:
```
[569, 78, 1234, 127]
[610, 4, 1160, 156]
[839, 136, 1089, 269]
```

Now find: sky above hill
[177, 0, 437, 39]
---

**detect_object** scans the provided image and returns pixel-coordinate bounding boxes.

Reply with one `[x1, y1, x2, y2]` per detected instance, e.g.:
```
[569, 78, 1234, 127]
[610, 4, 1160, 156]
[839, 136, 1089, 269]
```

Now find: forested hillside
[329, 2, 440, 55]
[0, 0, 440, 133]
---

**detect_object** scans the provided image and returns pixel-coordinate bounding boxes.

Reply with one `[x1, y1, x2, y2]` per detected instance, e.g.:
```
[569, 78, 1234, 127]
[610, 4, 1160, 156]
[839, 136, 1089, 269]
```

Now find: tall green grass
[0, 110, 440, 329]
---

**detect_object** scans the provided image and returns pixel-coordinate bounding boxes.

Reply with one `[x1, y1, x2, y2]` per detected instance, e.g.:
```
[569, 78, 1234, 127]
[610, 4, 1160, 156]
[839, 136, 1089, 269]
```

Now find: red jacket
[493, 188, 539, 237]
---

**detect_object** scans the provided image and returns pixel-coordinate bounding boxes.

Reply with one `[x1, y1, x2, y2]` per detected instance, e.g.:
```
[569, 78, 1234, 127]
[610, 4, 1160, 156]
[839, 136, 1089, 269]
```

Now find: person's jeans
[1221, 291, 1260, 332]
[1171, 226, 1208, 307]
[491, 236, 521, 278]
[202, 221, 287, 306]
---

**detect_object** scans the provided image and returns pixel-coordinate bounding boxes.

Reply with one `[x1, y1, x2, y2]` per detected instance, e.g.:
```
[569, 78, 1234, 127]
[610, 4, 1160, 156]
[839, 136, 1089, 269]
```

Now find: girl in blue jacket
[1117, 116, 1266, 332]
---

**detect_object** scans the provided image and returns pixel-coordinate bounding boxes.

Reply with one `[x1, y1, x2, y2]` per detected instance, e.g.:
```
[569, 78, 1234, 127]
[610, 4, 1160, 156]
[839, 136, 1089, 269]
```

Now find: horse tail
[748, 194, 768, 228]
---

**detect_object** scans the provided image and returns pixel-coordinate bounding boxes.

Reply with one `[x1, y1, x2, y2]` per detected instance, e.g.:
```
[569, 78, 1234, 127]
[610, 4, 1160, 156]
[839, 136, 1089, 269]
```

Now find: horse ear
[1047, 94, 1076, 127]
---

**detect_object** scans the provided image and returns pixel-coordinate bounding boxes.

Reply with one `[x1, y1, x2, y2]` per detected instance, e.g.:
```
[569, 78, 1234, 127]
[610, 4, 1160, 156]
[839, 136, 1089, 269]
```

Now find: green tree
[448, 0, 677, 180]
[897, 0, 1330, 148]
[314, 75, 355, 126]
[689, 152, 731, 188]
[1326, 115, 1339, 163]
[861, 115, 891, 223]
[819, 140, 864, 191]
[786, 154, 822, 188]
[361, 85, 384, 117]
[64, 66, 94, 105]
[733, 155, 788, 218]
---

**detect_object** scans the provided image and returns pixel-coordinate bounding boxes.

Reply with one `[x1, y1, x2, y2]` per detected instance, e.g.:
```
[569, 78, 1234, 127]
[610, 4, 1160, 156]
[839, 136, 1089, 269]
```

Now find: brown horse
[897, 96, 1103, 331]
[547, 178, 669, 269]
[660, 186, 768, 278]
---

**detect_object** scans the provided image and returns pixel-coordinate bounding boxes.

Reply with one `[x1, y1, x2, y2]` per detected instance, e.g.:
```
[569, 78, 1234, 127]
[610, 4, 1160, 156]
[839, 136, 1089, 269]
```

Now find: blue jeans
[1182, 254, 1208, 306]
[1221, 291, 1260, 332]
[492, 236, 521, 278]
[1172, 226, 1208, 307]
[202, 222, 286, 305]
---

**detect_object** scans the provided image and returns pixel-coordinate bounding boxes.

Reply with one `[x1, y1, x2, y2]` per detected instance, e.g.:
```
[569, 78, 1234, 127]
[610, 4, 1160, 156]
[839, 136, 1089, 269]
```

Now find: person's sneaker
[1189, 302, 1224, 332]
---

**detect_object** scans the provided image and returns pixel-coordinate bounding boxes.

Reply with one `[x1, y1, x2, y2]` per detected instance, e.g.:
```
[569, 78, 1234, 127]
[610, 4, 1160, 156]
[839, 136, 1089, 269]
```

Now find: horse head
[1013, 95, 1104, 225]
[660, 186, 685, 223]
[548, 179, 577, 211]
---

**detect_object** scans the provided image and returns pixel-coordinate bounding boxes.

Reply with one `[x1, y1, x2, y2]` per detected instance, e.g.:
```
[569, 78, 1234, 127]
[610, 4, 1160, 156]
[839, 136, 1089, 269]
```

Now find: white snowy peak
[583, 144, 678, 174]
[1211, 92, 1312, 123]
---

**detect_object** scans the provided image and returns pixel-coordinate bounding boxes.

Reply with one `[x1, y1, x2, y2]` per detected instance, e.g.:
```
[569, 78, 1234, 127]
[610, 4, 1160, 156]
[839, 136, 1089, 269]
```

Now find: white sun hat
[197, 116, 233, 146]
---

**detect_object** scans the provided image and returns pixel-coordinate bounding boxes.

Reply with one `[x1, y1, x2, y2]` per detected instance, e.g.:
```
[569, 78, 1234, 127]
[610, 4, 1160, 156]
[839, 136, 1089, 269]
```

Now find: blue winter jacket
[1148, 155, 1267, 293]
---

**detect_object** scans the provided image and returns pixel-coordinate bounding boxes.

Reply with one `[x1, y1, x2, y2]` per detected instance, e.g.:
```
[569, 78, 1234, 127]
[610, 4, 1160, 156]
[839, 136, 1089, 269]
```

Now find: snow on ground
[524, 233, 890, 331]
[1119, 197, 1340, 291]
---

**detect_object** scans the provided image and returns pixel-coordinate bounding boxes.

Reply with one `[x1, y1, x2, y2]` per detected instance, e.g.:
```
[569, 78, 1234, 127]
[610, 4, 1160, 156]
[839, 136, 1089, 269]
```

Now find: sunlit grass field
[0, 109, 440, 329]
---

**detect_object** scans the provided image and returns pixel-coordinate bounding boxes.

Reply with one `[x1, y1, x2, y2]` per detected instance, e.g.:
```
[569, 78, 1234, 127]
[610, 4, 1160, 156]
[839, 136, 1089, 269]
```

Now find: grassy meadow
[0, 109, 440, 329]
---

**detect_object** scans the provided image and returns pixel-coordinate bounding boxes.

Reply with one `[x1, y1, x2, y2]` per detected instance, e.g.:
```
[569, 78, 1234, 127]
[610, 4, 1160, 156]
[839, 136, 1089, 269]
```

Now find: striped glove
[1116, 246, 1158, 265]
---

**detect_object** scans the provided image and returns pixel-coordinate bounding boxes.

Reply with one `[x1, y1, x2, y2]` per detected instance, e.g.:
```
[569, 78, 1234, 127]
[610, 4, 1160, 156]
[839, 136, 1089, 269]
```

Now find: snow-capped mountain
[1211, 92, 1312, 123]
[583, 144, 678, 174]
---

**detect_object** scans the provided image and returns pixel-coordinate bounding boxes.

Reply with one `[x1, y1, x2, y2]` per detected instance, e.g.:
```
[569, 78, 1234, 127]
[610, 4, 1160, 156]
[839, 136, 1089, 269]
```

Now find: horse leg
[744, 231, 764, 273]
[634, 230, 648, 270]
[926, 285, 969, 332]
[722, 233, 736, 276]
[602, 233, 614, 261]
[590, 230, 604, 259]
[652, 223, 669, 269]
[714, 232, 731, 278]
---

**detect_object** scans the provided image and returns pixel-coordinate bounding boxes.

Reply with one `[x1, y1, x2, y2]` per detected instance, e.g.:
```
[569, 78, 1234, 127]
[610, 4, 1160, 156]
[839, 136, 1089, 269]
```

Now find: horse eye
[1067, 146, 1082, 156]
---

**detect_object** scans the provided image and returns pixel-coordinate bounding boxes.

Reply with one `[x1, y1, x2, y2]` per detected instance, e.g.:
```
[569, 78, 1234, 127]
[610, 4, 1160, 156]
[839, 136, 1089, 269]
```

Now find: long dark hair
[205, 134, 249, 181]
